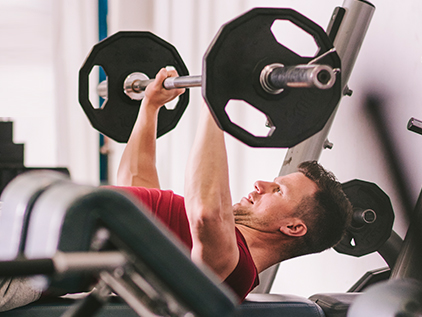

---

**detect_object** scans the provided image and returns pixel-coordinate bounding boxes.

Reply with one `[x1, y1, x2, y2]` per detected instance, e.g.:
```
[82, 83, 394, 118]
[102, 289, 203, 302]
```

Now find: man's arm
[117, 68, 185, 188]
[184, 103, 239, 280]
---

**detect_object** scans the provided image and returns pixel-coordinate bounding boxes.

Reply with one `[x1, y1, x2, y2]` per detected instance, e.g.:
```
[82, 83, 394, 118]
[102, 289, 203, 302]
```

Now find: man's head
[233, 160, 352, 258]
[233, 171, 317, 236]
[288, 161, 352, 257]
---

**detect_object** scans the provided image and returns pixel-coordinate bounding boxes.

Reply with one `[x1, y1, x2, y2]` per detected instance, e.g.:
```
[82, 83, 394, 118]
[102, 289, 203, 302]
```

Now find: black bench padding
[2, 293, 329, 317]
[309, 293, 361, 317]
[0, 298, 138, 317]
[235, 294, 325, 316]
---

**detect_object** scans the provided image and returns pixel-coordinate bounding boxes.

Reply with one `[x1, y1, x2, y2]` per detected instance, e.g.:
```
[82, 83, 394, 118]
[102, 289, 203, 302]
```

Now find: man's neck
[235, 224, 291, 273]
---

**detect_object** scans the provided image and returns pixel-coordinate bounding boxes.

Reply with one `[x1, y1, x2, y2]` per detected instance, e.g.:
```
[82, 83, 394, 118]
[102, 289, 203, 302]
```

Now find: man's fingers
[155, 68, 168, 83]
[166, 68, 179, 78]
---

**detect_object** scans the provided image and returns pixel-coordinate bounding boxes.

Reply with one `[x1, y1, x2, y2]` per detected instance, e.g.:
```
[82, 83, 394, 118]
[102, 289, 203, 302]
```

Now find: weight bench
[0, 171, 325, 316]
[0, 295, 325, 317]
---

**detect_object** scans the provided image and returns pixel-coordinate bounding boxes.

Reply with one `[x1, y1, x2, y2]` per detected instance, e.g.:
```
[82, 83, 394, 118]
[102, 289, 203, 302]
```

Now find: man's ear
[279, 219, 307, 237]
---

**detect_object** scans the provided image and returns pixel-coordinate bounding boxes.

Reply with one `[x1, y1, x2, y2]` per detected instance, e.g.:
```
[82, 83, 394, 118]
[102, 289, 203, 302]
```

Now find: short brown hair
[291, 161, 352, 257]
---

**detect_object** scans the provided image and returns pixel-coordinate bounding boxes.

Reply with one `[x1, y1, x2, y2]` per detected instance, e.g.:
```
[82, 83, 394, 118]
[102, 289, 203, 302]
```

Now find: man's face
[233, 172, 317, 233]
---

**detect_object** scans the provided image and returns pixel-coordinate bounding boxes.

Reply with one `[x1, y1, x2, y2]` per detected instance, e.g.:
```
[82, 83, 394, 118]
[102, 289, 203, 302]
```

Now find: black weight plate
[79, 31, 189, 143]
[203, 8, 341, 148]
[334, 179, 395, 257]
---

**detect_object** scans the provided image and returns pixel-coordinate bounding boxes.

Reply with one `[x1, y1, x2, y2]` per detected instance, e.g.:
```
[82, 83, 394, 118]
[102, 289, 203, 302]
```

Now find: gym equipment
[203, 8, 341, 148]
[408, 117, 422, 136]
[97, 64, 335, 101]
[365, 95, 414, 218]
[79, 31, 190, 143]
[0, 170, 68, 261]
[334, 179, 395, 257]
[348, 279, 422, 317]
[79, 9, 341, 148]
[391, 185, 422, 282]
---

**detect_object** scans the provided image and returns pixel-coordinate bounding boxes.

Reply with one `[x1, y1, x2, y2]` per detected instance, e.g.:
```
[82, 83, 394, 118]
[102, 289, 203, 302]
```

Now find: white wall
[0, 0, 99, 185]
[3, 0, 422, 298]
[0, 0, 57, 166]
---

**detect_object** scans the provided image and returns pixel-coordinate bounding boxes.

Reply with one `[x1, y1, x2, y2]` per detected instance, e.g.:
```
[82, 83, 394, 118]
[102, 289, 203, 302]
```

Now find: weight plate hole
[90, 65, 108, 109]
[270, 19, 319, 58]
[225, 100, 276, 137]
[164, 96, 180, 110]
[350, 237, 356, 247]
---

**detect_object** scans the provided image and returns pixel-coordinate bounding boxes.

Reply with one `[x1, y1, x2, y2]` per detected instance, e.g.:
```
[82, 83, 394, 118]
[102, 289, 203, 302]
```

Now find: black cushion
[309, 293, 361, 317]
[235, 293, 325, 317]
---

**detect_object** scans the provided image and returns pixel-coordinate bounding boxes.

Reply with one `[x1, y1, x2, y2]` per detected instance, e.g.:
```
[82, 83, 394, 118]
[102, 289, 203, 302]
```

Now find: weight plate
[79, 31, 190, 142]
[335, 179, 395, 257]
[203, 8, 341, 148]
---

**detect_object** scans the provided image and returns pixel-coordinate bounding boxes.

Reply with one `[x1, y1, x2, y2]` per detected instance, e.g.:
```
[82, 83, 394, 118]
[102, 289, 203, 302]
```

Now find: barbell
[97, 63, 336, 102]
[79, 8, 342, 148]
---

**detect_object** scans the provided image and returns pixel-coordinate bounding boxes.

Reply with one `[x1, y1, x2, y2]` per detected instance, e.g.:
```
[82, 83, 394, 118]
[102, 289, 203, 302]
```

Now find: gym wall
[2, 0, 422, 298]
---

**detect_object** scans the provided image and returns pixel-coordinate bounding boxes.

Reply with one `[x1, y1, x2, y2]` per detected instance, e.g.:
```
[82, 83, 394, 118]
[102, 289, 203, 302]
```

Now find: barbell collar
[352, 208, 377, 227]
[123, 72, 150, 101]
[98, 64, 336, 101]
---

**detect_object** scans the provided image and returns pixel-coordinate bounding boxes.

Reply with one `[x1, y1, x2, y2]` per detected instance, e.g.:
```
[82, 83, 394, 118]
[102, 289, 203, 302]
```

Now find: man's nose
[254, 180, 274, 193]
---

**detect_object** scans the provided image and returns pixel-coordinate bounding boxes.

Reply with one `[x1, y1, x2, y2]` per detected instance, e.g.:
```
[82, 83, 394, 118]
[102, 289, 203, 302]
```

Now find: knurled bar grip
[128, 75, 202, 91]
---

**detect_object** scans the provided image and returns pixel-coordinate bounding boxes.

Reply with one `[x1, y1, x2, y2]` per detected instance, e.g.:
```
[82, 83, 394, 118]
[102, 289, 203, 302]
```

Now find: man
[116, 68, 352, 301]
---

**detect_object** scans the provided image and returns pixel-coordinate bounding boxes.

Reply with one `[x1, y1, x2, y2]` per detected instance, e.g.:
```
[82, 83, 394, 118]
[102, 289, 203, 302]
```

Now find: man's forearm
[116, 68, 184, 188]
[117, 101, 161, 188]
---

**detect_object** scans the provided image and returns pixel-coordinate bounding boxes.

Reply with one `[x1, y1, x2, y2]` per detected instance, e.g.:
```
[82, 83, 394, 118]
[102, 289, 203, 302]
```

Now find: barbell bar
[97, 64, 336, 101]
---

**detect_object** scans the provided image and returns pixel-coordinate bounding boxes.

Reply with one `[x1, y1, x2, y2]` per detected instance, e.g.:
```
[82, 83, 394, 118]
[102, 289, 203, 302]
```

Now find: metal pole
[253, 0, 376, 294]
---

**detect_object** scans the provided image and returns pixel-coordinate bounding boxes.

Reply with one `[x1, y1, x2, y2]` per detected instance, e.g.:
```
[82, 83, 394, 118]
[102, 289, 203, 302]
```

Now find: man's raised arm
[117, 68, 184, 188]
[184, 104, 239, 280]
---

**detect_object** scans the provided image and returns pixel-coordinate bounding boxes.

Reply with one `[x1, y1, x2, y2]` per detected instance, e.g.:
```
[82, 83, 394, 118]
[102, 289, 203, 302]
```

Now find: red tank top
[114, 186, 259, 301]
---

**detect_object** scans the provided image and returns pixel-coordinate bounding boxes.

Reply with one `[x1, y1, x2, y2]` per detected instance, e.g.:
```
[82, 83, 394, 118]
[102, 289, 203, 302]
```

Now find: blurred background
[1, 0, 421, 298]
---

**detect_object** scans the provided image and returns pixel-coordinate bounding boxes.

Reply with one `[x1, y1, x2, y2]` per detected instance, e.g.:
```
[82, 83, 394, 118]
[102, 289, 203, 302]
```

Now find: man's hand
[117, 68, 184, 188]
[143, 68, 185, 109]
